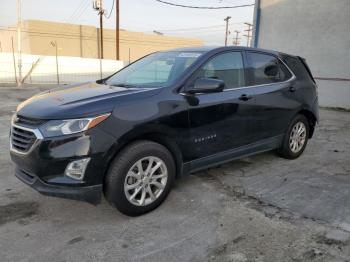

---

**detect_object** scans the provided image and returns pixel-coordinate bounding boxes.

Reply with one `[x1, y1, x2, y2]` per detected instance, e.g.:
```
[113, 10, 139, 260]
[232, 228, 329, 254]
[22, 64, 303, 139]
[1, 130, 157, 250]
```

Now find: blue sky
[0, 0, 255, 45]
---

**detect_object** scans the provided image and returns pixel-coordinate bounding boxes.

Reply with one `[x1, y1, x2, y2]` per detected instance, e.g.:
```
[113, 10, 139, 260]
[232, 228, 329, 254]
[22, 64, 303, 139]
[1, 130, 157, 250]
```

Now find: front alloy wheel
[124, 156, 168, 206]
[105, 140, 175, 216]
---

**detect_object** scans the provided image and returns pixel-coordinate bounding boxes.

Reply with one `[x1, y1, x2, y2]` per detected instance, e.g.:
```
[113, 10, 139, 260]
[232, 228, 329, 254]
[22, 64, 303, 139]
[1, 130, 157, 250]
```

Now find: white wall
[254, 0, 350, 109]
[0, 53, 125, 84]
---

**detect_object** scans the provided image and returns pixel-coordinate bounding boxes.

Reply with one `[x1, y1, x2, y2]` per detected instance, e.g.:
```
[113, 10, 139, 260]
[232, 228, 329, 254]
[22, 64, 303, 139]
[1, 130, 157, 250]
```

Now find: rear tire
[104, 140, 175, 216]
[278, 114, 309, 159]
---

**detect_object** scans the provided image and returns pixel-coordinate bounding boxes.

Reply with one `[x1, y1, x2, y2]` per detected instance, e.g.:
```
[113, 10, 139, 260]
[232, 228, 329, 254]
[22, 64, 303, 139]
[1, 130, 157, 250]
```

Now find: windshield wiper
[108, 83, 139, 88]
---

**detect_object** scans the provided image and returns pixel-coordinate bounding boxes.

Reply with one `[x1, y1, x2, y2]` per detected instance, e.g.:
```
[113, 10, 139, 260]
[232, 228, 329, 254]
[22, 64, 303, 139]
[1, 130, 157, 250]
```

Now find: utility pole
[51, 41, 59, 84]
[116, 0, 120, 60]
[244, 22, 253, 47]
[11, 37, 18, 84]
[93, 0, 104, 59]
[233, 30, 240, 46]
[99, 1, 104, 59]
[224, 16, 231, 46]
[17, 0, 22, 86]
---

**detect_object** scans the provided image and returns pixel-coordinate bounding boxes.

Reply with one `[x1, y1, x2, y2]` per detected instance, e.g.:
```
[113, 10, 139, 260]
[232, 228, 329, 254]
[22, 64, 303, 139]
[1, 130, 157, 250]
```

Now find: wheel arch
[297, 109, 317, 138]
[103, 131, 185, 182]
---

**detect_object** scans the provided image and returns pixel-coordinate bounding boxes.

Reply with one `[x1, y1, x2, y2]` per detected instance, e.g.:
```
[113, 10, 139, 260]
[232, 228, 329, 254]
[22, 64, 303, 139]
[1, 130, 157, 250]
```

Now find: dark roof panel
[164, 46, 283, 56]
[164, 46, 219, 52]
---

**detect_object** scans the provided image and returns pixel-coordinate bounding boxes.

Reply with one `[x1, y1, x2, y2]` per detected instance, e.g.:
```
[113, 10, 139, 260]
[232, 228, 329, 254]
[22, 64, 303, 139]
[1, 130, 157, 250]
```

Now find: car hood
[16, 82, 162, 119]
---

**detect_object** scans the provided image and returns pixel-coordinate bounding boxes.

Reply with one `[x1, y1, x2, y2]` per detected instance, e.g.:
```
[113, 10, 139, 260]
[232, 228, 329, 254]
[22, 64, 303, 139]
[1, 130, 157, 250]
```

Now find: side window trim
[241, 50, 250, 89]
[279, 55, 296, 81]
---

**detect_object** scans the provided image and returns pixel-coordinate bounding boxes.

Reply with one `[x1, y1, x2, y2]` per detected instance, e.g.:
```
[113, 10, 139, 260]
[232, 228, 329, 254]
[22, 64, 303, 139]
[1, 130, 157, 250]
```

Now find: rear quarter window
[247, 52, 292, 86]
[283, 56, 314, 82]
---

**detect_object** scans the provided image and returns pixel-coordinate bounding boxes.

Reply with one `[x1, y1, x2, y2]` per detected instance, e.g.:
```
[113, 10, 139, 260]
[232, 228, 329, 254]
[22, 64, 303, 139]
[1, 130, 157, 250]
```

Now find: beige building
[0, 20, 203, 61]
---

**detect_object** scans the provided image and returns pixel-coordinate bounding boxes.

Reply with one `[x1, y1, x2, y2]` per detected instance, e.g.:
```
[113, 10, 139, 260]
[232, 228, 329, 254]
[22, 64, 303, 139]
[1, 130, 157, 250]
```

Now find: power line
[27, 0, 90, 57]
[65, 0, 89, 24]
[105, 0, 115, 19]
[154, 0, 254, 9]
[156, 22, 246, 32]
[0, 28, 197, 46]
[58, 0, 90, 35]
[164, 29, 235, 34]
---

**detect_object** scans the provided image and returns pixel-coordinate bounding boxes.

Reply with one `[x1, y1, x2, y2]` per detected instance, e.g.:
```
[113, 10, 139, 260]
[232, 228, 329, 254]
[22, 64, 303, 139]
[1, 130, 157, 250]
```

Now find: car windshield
[105, 51, 203, 88]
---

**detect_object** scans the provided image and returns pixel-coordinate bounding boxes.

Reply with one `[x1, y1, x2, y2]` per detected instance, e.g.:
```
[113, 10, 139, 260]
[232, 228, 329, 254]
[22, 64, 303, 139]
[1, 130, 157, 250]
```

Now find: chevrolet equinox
[10, 47, 319, 216]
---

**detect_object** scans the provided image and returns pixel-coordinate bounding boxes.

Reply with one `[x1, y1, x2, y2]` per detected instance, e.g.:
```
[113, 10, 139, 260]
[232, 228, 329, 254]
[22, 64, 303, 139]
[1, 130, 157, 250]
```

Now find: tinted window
[247, 52, 292, 85]
[283, 56, 314, 82]
[125, 59, 172, 84]
[197, 52, 245, 89]
[106, 51, 202, 88]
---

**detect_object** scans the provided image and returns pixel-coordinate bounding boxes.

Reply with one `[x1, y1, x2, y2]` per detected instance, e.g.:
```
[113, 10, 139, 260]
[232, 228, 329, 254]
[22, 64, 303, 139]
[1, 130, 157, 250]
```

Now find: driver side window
[197, 51, 245, 89]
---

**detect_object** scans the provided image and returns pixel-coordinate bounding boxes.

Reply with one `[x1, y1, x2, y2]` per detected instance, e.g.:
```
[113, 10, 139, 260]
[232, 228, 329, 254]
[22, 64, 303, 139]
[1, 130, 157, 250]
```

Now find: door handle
[239, 94, 253, 101]
[289, 86, 296, 92]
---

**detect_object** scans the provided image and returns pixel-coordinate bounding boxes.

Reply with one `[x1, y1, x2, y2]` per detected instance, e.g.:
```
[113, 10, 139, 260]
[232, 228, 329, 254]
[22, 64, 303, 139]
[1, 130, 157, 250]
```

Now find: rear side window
[247, 52, 292, 85]
[283, 56, 314, 82]
[196, 51, 245, 89]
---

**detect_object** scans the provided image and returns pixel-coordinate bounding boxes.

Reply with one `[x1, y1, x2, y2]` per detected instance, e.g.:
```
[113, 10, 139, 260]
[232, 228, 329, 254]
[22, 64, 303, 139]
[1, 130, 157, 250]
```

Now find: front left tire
[104, 140, 176, 216]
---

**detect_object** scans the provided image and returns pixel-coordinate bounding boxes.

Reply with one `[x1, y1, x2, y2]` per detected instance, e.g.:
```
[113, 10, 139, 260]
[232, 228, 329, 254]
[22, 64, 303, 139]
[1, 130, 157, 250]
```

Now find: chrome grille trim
[14, 115, 45, 126]
[10, 123, 43, 155]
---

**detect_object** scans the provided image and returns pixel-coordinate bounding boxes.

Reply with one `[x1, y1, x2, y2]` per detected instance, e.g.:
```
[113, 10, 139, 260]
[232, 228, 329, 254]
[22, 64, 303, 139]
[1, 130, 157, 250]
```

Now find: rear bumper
[15, 167, 102, 205]
[312, 97, 320, 122]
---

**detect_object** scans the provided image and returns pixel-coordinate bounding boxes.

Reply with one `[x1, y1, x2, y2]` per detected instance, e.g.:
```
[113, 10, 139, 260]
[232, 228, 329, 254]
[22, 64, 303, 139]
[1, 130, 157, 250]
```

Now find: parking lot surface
[0, 86, 350, 262]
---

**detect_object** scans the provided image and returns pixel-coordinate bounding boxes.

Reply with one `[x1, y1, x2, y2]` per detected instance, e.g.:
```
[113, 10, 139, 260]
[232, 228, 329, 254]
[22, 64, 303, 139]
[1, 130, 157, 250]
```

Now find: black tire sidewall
[105, 141, 175, 216]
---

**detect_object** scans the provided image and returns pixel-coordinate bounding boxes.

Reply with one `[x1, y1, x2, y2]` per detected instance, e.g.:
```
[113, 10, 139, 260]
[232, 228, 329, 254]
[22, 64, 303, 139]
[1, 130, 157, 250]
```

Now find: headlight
[39, 113, 110, 137]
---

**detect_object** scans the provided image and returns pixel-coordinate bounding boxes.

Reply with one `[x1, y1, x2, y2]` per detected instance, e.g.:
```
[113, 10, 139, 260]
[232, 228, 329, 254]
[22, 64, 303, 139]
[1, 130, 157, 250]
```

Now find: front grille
[15, 115, 45, 127]
[11, 126, 37, 153]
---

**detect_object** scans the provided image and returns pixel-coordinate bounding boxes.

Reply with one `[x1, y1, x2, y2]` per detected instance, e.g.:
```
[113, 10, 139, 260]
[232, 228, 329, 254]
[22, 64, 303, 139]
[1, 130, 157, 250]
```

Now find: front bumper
[15, 168, 102, 204]
[10, 122, 117, 205]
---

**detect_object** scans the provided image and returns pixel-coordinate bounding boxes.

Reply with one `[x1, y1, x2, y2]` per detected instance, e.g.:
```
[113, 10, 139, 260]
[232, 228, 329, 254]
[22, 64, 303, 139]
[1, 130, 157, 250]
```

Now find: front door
[184, 51, 257, 162]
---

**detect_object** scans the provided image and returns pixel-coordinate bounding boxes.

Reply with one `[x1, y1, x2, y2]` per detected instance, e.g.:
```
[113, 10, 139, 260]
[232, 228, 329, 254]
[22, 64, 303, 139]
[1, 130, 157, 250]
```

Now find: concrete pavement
[0, 86, 349, 262]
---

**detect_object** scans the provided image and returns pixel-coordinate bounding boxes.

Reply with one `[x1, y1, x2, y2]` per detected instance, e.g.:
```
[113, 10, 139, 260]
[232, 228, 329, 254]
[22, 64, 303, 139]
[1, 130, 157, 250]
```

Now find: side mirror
[185, 78, 225, 94]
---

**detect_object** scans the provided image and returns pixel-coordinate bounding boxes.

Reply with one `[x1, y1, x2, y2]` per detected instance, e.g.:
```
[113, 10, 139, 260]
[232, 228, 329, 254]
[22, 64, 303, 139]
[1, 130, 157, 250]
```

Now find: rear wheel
[104, 141, 175, 216]
[279, 115, 309, 159]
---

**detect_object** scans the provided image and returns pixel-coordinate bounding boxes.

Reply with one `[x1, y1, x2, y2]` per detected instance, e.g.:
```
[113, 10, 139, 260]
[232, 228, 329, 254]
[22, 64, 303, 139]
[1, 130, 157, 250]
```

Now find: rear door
[185, 51, 257, 161]
[245, 51, 299, 140]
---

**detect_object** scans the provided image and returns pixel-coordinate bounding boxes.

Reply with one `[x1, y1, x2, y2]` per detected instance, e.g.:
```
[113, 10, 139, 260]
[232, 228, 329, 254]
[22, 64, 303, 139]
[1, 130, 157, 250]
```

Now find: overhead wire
[154, 0, 254, 9]
[2, 0, 253, 53]
[0, 27, 196, 46]
[156, 22, 246, 32]
[104, 0, 115, 19]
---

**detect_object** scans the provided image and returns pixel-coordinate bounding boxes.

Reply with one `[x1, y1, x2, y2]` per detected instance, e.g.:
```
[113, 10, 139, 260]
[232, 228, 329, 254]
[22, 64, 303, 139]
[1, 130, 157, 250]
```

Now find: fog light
[65, 158, 90, 180]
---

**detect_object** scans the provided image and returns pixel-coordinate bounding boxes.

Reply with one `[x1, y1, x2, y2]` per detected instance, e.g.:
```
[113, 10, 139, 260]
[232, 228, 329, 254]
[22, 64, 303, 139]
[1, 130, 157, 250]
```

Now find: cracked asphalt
[0, 85, 350, 262]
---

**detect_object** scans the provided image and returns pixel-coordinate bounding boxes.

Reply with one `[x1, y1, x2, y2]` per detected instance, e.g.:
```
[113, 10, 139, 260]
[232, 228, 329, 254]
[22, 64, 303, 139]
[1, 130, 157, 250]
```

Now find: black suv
[10, 47, 318, 216]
